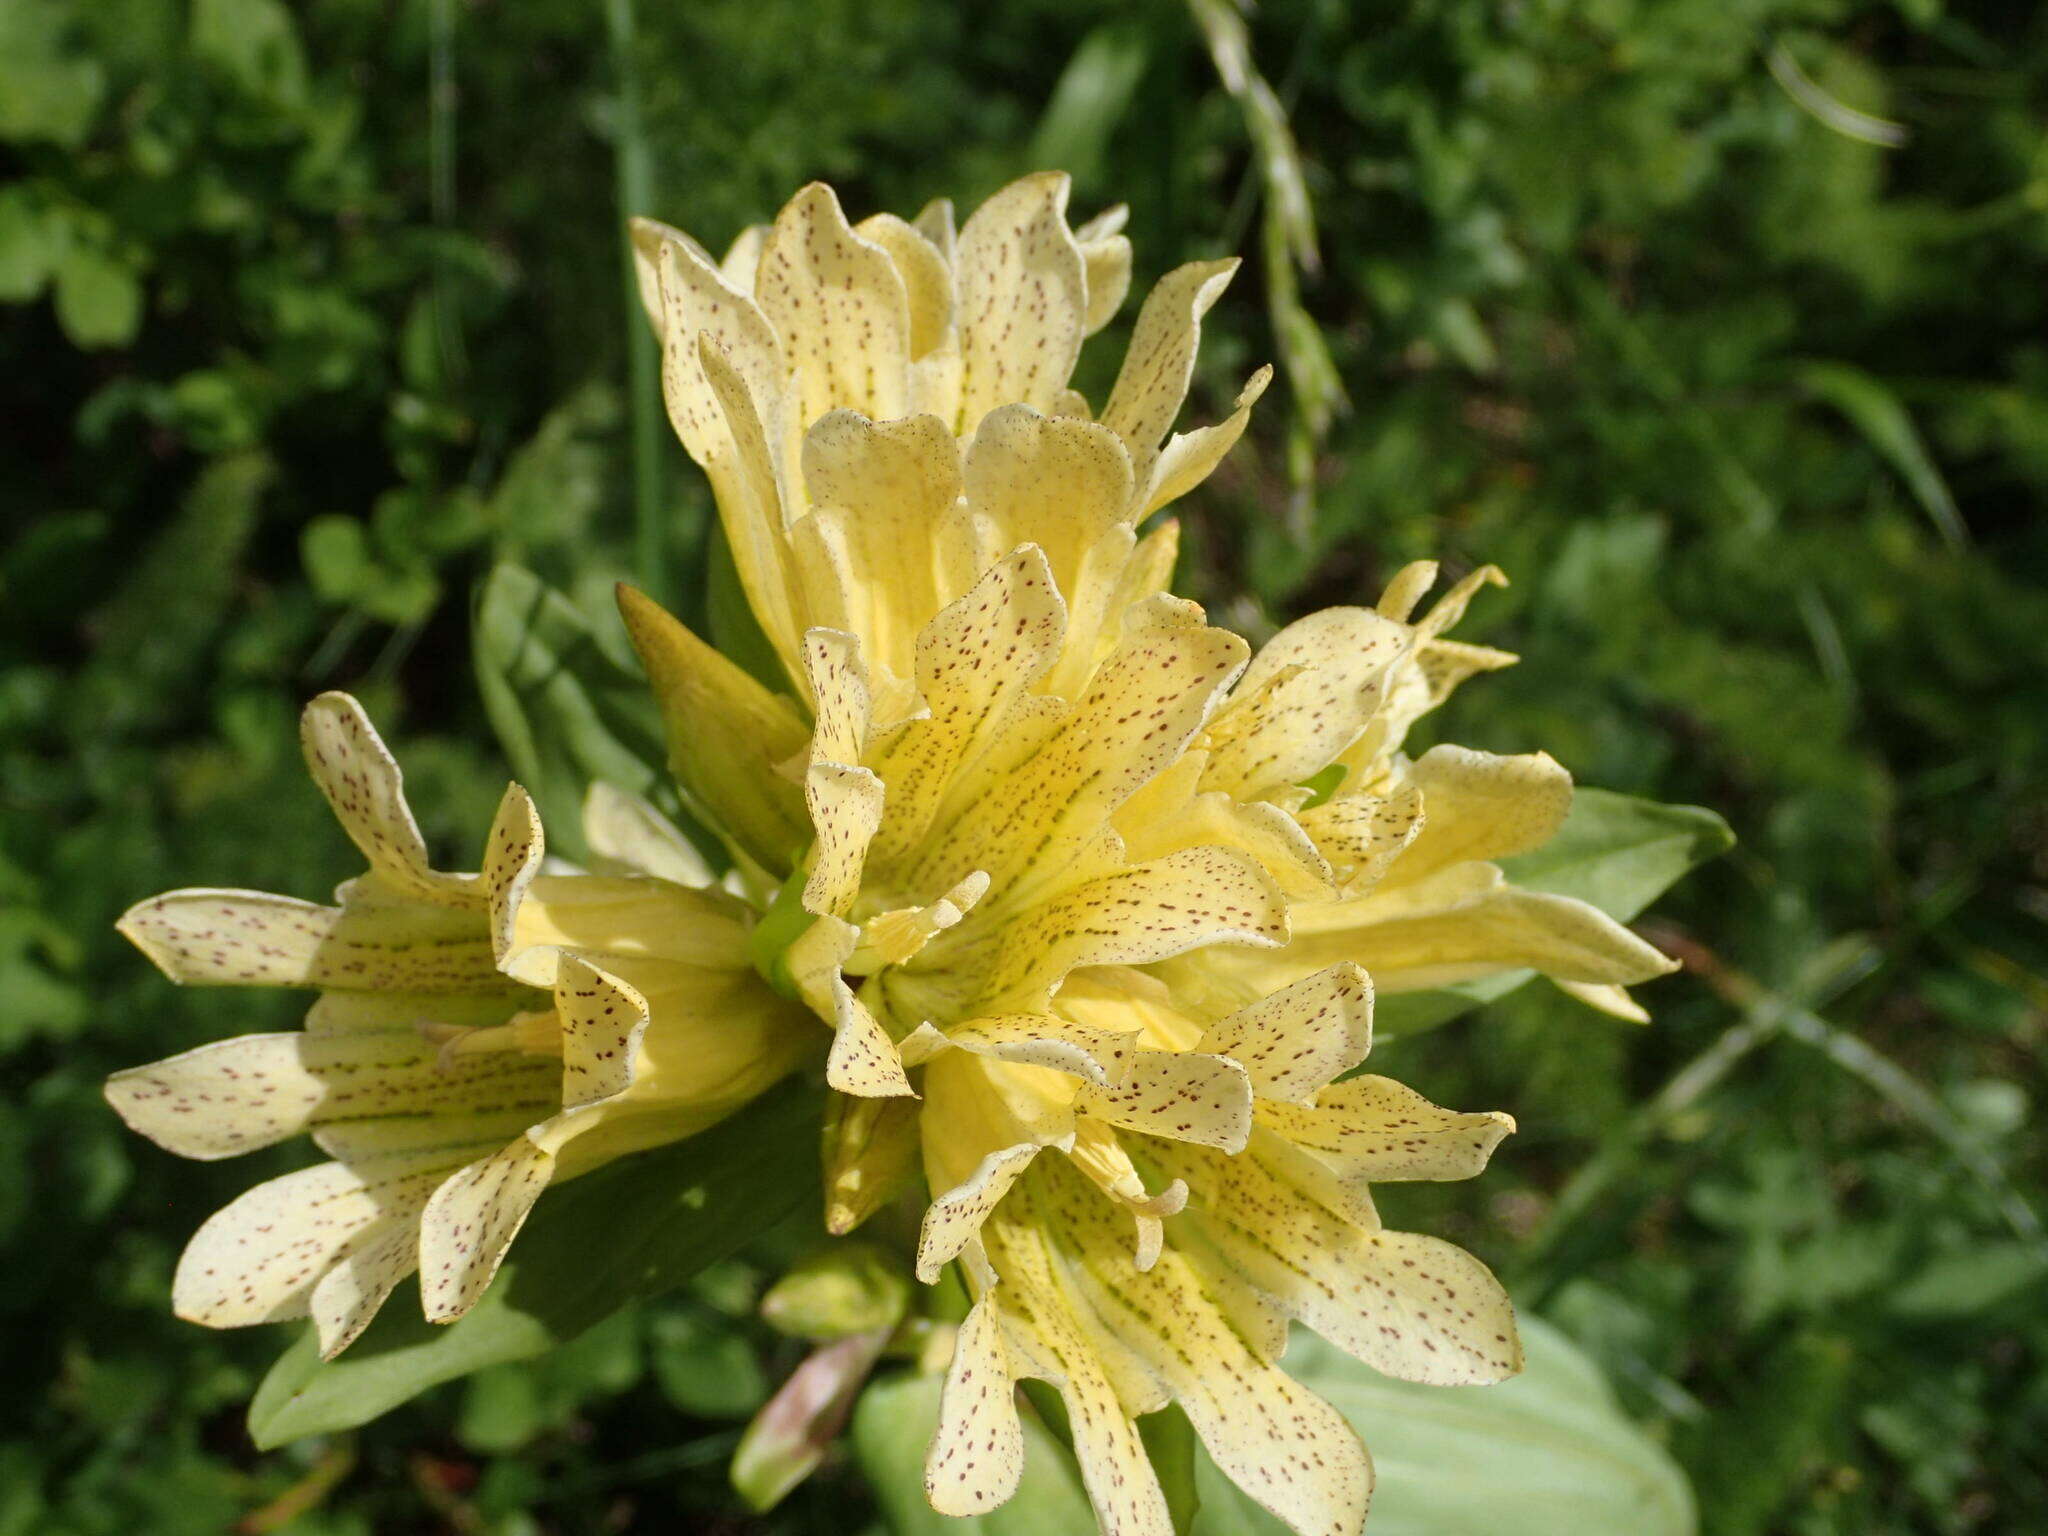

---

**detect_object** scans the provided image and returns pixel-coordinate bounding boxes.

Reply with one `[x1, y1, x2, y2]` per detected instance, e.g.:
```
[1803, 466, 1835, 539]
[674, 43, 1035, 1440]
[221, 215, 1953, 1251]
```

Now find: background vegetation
[3, 0, 2044, 1531]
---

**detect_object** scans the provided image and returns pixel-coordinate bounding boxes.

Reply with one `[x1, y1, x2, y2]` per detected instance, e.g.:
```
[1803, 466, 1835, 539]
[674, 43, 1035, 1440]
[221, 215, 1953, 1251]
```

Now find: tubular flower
[105, 693, 813, 1357]
[1153, 559, 1680, 1025]
[611, 172, 1679, 1535]
[630, 170, 1268, 718]
[664, 541, 1526, 1536]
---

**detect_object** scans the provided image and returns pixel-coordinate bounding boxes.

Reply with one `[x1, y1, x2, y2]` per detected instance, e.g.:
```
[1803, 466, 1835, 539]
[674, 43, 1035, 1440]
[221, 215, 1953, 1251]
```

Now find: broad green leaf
[472, 562, 670, 860]
[1376, 790, 1732, 1037]
[853, 1368, 1096, 1536]
[1498, 788, 1733, 922]
[247, 1078, 821, 1448]
[1190, 1318, 1696, 1536]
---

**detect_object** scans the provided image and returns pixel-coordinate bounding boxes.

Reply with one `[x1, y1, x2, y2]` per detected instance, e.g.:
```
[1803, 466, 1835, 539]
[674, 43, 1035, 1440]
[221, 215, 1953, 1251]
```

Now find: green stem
[605, 0, 666, 596]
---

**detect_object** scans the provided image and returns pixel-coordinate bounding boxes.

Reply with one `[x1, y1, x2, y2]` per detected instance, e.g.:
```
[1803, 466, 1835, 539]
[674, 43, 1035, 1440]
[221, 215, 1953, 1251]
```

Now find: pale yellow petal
[757, 183, 910, 424]
[926, 1294, 1026, 1515]
[1415, 563, 1507, 641]
[855, 211, 953, 358]
[172, 1156, 454, 1330]
[976, 1192, 1174, 1536]
[920, 1052, 1080, 1197]
[418, 1135, 556, 1322]
[800, 626, 873, 772]
[553, 953, 647, 1110]
[1321, 884, 1680, 991]
[1385, 745, 1573, 887]
[1374, 561, 1439, 623]
[796, 413, 964, 683]
[628, 215, 693, 335]
[864, 545, 1066, 866]
[300, 693, 479, 910]
[105, 1027, 555, 1160]
[1115, 751, 1331, 897]
[917, 1141, 1040, 1283]
[914, 624, 1248, 911]
[913, 196, 957, 259]
[481, 782, 544, 974]
[580, 781, 715, 888]
[309, 1217, 417, 1357]
[1202, 607, 1409, 799]
[803, 761, 885, 920]
[979, 844, 1286, 1012]
[1198, 962, 1373, 1105]
[1556, 979, 1652, 1023]
[962, 405, 1132, 578]
[940, 1013, 1140, 1088]
[304, 988, 517, 1038]
[1258, 1075, 1514, 1184]
[694, 334, 806, 677]
[1049, 1174, 1371, 1536]
[119, 889, 503, 992]
[1137, 365, 1271, 517]
[823, 1092, 921, 1235]
[954, 172, 1087, 426]
[616, 584, 811, 873]
[654, 234, 785, 466]
[1101, 258, 1238, 460]
[105, 1032, 328, 1160]
[1072, 1048, 1253, 1153]
[1173, 1141, 1523, 1386]
[508, 874, 752, 973]
[720, 222, 770, 294]
[960, 403, 1136, 698]
[1075, 204, 1133, 336]
[1298, 782, 1424, 892]
[788, 916, 914, 1098]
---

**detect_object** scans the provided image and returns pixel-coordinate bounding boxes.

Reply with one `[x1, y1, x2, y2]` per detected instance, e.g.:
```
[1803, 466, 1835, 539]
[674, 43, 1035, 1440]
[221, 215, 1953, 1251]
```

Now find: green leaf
[0, 0, 106, 147]
[1189, 1318, 1696, 1536]
[1793, 360, 1966, 552]
[852, 1368, 1097, 1536]
[247, 1078, 821, 1449]
[1138, 1404, 1202, 1533]
[301, 514, 375, 603]
[1498, 789, 1734, 923]
[1025, 24, 1151, 193]
[650, 1303, 770, 1419]
[54, 244, 142, 350]
[0, 184, 61, 302]
[472, 562, 671, 860]
[190, 0, 309, 111]
[706, 523, 794, 694]
[1375, 790, 1732, 1038]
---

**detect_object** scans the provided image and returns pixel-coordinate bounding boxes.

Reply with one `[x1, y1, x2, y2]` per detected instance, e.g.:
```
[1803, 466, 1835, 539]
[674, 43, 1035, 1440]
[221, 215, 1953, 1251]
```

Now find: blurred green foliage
[3, 0, 2044, 1532]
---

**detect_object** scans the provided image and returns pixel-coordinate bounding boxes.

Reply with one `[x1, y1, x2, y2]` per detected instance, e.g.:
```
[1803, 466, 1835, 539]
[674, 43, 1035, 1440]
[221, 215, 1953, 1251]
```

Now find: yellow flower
[1151, 559, 1680, 1026]
[612, 171, 1681, 1535]
[630, 171, 1267, 717]
[631, 543, 1526, 1535]
[105, 693, 812, 1357]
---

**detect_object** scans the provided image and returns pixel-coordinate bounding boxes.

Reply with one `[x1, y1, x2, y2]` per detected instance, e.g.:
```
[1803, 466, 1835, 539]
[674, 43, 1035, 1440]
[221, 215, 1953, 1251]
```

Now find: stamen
[416, 1008, 563, 1069]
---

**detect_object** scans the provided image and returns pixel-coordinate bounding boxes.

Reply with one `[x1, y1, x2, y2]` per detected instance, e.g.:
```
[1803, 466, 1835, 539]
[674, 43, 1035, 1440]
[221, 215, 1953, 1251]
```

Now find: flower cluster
[107, 694, 812, 1357]
[108, 173, 1679, 1536]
